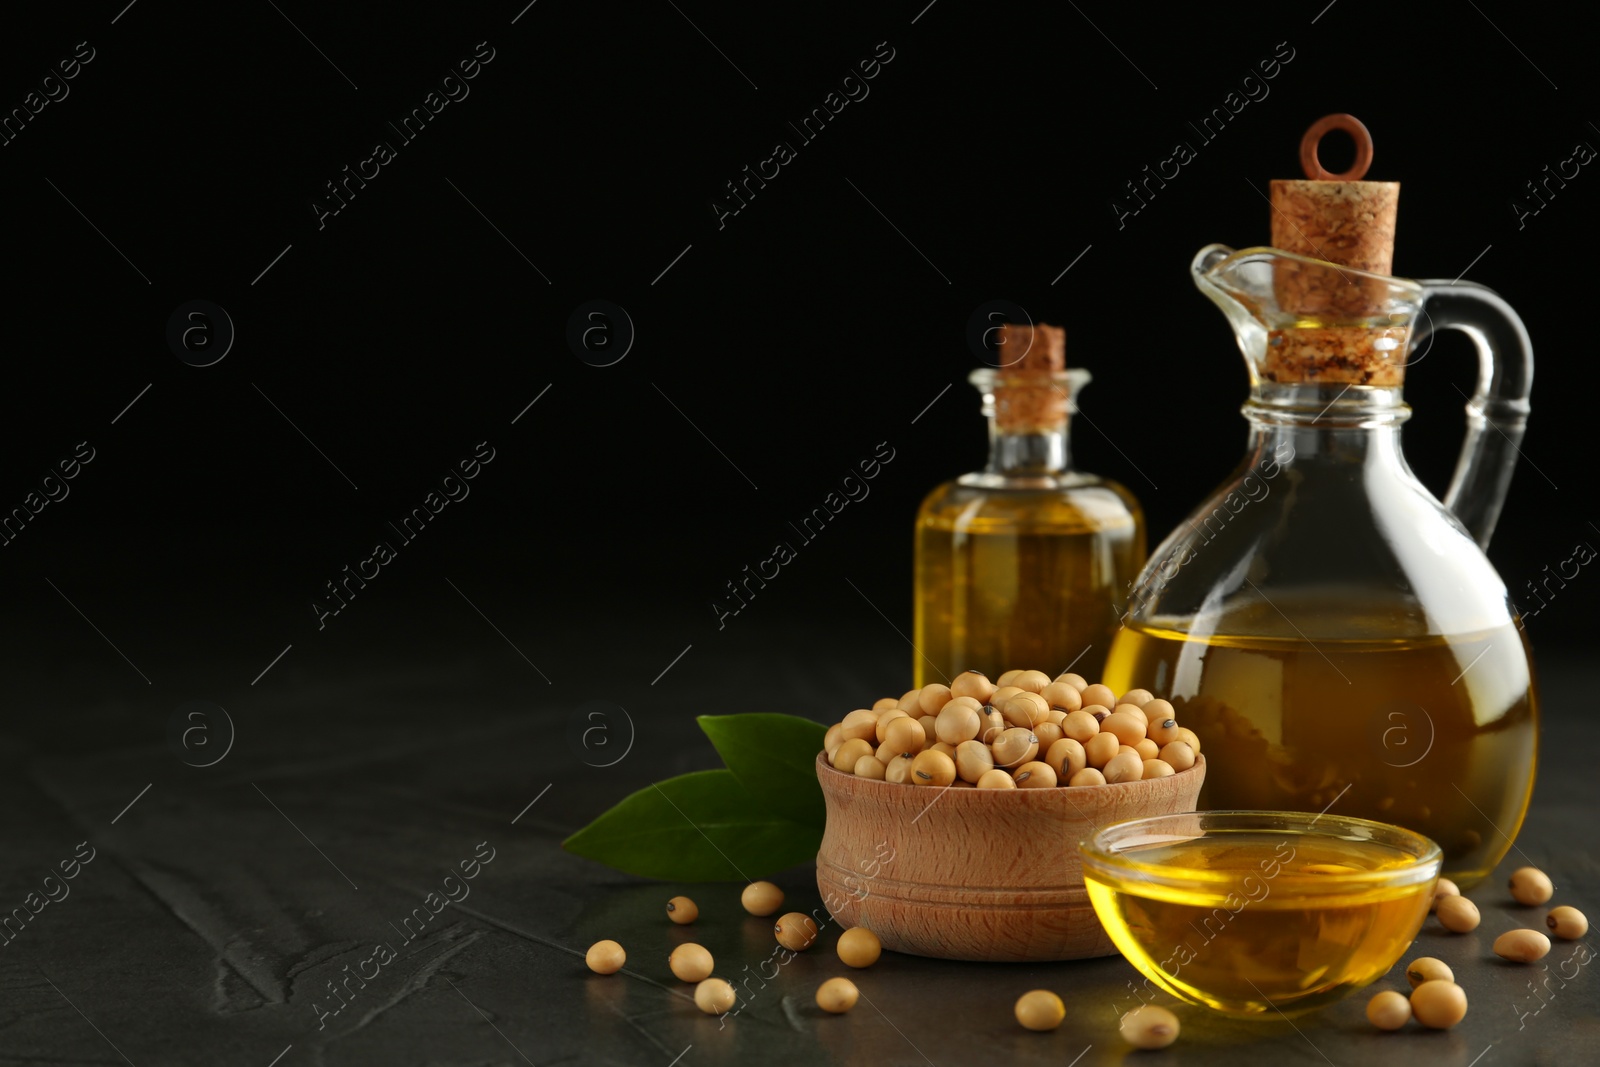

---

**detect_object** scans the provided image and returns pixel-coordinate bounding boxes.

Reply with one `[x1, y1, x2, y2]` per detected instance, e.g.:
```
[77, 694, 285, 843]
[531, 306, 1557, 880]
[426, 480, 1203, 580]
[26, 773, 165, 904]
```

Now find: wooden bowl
[814, 752, 1206, 962]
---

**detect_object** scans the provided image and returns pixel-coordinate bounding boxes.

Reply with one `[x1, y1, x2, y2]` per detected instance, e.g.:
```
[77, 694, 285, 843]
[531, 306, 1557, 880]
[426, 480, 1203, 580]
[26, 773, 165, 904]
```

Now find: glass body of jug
[1104, 245, 1537, 887]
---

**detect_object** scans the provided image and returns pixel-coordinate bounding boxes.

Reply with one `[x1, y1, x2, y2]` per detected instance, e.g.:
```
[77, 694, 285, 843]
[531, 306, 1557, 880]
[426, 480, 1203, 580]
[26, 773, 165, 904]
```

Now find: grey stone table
[3, 615, 1594, 1066]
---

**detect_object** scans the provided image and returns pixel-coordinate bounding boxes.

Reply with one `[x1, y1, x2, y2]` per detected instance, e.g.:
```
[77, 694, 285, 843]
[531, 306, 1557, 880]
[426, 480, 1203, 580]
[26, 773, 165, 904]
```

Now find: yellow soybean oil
[913, 484, 1141, 687]
[1104, 608, 1537, 886]
[1084, 833, 1434, 1017]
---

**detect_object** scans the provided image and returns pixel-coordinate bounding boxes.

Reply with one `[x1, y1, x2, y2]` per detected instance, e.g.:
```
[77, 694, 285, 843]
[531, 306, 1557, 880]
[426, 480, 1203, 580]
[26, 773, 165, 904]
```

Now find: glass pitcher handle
[1412, 281, 1534, 549]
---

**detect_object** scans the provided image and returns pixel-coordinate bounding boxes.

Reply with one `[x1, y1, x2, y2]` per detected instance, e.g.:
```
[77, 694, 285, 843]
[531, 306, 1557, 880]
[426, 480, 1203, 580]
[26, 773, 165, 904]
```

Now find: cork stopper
[1266, 115, 1406, 385]
[992, 323, 1068, 432]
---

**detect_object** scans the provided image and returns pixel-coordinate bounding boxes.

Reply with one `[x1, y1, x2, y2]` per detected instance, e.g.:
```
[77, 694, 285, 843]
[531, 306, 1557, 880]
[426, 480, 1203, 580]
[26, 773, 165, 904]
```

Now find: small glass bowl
[1079, 810, 1441, 1018]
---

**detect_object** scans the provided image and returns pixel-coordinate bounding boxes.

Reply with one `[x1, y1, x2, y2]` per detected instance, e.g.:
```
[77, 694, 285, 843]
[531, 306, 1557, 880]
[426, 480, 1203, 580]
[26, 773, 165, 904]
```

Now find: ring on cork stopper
[1298, 113, 1373, 181]
[992, 323, 1069, 433]
[1267, 114, 1405, 386]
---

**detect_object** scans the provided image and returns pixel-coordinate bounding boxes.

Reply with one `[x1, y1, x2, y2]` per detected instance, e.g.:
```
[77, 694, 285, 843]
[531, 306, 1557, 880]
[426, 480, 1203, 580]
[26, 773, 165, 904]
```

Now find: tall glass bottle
[914, 323, 1144, 686]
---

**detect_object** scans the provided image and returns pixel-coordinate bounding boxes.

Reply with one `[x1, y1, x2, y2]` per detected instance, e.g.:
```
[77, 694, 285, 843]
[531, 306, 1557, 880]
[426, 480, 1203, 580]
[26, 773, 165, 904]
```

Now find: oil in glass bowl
[1080, 811, 1439, 1018]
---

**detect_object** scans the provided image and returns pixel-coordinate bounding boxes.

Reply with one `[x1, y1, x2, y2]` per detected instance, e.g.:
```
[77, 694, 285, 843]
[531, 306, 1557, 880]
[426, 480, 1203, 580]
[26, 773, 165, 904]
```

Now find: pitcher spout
[1193, 243, 1425, 389]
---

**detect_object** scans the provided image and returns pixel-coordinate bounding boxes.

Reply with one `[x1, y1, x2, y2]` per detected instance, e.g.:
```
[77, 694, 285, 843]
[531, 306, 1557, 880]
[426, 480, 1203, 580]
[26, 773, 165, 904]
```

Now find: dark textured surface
[5, 624, 1593, 1066]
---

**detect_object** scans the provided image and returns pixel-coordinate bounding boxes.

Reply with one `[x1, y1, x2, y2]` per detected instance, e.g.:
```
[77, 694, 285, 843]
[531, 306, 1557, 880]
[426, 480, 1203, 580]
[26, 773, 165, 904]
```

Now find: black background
[2, 0, 1596, 735]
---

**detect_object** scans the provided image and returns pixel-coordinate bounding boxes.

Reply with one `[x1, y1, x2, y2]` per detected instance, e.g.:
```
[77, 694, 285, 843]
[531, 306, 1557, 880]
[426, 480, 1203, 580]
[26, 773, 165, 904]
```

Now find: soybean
[836, 927, 882, 968]
[1002, 692, 1049, 729]
[1103, 750, 1144, 784]
[1013, 670, 1051, 693]
[1409, 980, 1467, 1029]
[741, 881, 785, 917]
[1084, 732, 1121, 769]
[838, 710, 879, 742]
[1406, 957, 1452, 989]
[980, 708, 1006, 744]
[1547, 905, 1588, 939]
[1509, 867, 1554, 906]
[1012, 761, 1057, 789]
[1040, 681, 1082, 712]
[1120, 1005, 1179, 1049]
[832, 737, 874, 773]
[1102, 712, 1147, 747]
[1147, 717, 1182, 746]
[1143, 697, 1176, 723]
[918, 684, 954, 716]
[669, 943, 714, 982]
[991, 727, 1039, 768]
[990, 686, 1024, 708]
[853, 755, 886, 780]
[774, 912, 819, 951]
[1080, 683, 1117, 710]
[950, 670, 995, 703]
[911, 749, 957, 787]
[883, 715, 927, 757]
[1114, 702, 1150, 728]
[1158, 741, 1196, 771]
[816, 977, 859, 1013]
[1014, 990, 1066, 1032]
[874, 708, 910, 742]
[585, 940, 625, 974]
[1366, 990, 1411, 1030]
[935, 702, 982, 745]
[1031, 721, 1064, 753]
[955, 739, 995, 783]
[1061, 710, 1100, 743]
[695, 977, 736, 1014]
[1494, 929, 1551, 962]
[1045, 737, 1087, 780]
[1435, 895, 1480, 933]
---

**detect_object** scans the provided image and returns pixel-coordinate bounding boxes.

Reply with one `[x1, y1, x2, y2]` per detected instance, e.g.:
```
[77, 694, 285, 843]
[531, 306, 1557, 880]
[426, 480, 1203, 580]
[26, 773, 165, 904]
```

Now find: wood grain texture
[815, 752, 1206, 962]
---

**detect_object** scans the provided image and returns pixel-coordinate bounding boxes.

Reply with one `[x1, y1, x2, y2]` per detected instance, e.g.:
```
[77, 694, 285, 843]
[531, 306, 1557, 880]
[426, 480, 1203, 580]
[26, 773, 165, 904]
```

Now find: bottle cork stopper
[1266, 115, 1406, 386]
[992, 323, 1068, 432]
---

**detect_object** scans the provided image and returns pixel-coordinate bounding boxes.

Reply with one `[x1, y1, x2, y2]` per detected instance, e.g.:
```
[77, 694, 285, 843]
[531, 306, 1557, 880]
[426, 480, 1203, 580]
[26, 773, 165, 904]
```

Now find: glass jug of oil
[1104, 116, 1536, 887]
[915, 322, 1144, 686]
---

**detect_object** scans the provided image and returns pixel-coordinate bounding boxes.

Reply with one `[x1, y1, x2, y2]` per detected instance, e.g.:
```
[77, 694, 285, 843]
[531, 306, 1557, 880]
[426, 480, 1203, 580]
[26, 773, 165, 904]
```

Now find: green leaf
[697, 713, 826, 828]
[562, 769, 820, 882]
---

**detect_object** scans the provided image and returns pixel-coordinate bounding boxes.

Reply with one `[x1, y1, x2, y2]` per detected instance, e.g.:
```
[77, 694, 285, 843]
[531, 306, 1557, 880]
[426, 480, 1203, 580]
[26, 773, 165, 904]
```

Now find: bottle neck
[1242, 381, 1411, 470]
[987, 421, 1070, 475]
[966, 366, 1088, 480]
